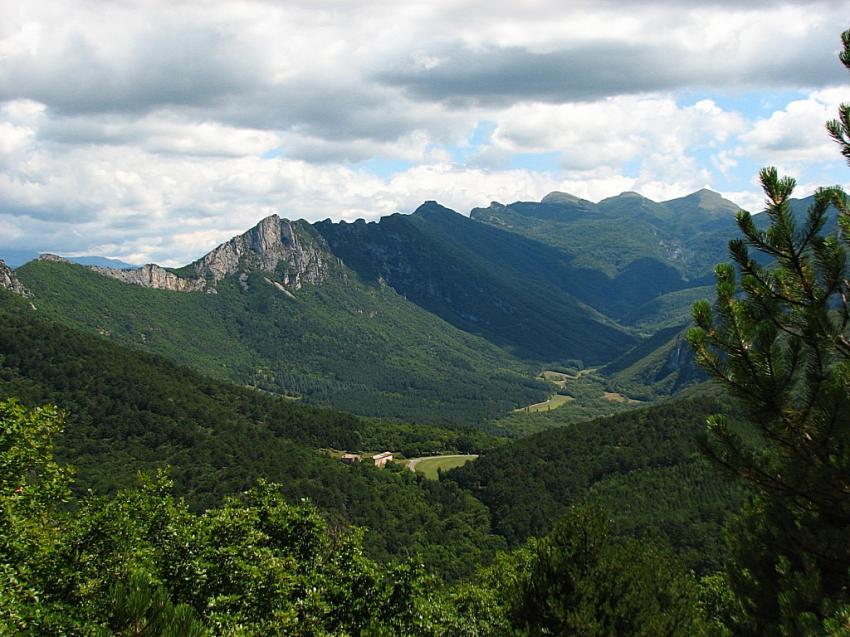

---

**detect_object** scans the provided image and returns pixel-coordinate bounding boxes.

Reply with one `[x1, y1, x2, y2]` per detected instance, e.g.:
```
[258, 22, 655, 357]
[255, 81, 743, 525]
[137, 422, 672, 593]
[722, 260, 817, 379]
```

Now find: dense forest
[448, 392, 747, 574]
[0, 290, 505, 579]
[1, 403, 716, 634]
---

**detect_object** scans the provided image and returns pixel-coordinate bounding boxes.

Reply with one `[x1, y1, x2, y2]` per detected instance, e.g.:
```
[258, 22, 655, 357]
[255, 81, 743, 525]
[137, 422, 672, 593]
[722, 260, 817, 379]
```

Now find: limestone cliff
[189, 214, 329, 290]
[91, 214, 331, 293]
[92, 263, 207, 292]
[0, 259, 30, 297]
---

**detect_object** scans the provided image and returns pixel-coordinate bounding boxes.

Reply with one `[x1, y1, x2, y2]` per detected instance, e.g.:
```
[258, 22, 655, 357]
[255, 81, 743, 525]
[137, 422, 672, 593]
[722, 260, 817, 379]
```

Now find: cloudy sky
[1, 0, 849, 266]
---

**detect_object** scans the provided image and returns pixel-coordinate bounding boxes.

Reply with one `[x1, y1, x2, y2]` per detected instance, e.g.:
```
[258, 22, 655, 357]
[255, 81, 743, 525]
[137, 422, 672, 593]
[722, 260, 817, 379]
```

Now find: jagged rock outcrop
[190, 214, 328, 290]
[0, 260, 30, 297]
[92, 264, 206, 292]
[656, 334, 704, 390]
[92, 214, 331, 293]
[37, 253, 70, 263]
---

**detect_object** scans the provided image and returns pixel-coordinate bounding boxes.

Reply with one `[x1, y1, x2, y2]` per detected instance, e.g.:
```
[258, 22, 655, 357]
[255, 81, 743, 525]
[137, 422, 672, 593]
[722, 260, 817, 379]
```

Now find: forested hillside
[11, 188, 767, 427]
[448, 393, 747, 573]
[0, 290, 504, 579]
[468, 190, 733, 319]
[15, 258, 547, 424]
[315, 201, 636, 364]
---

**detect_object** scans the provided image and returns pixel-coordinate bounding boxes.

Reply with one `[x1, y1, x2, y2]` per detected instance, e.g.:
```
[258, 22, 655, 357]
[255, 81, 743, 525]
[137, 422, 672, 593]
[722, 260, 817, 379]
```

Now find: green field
[408, 455, 479, 479]
[540, 370, 571, 387]
[514, 393, 573, 413]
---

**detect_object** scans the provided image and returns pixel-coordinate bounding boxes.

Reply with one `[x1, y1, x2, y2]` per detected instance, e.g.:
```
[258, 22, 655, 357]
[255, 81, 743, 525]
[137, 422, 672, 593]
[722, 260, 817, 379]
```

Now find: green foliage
[107, 572, 207, 637]
[0, 399, 73, 633]
[687, 28, 850, 635]
[0, 400, 719, 635]
[0, 296, 505, 581]
[511, 505, 706, 636]
[424, 504, 714, 637]
[0, 423, 432, 635]
[15, 258, 547, 425]
[448, 395, 747, 574]
[690, 170, 850, 634]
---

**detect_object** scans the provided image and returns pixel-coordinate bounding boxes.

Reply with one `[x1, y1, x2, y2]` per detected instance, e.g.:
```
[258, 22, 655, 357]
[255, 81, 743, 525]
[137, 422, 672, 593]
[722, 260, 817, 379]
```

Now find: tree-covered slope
[447, 394, 746, 573]
[0, 291, 505, 578]
[315, 202, 637, 365]
[15, 257, 547, 425]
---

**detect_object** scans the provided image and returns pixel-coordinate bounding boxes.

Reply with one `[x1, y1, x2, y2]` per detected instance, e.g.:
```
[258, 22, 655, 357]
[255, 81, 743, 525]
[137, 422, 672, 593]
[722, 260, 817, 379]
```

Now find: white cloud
[486, 95, 746, 192]
[0, 0, 849, 261]
[742, 86, 850, 166]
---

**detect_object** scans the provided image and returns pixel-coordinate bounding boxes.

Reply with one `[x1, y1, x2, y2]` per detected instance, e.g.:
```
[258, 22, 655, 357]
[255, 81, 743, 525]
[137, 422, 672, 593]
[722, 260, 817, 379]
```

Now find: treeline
[0, 292, 502, 579]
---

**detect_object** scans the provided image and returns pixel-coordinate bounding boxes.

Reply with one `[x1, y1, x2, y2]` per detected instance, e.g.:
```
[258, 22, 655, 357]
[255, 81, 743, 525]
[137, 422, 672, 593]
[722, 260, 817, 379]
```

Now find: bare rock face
[0, 260, 30, 297]
[190, 214, 328, 290]
[92, 264, 206, 292]
[92, 214, 331, 293]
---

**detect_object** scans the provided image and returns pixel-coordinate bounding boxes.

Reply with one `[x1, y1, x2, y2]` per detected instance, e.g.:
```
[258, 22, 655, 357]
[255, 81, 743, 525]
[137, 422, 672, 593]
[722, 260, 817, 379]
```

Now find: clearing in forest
[407, 454, 479, 479]
[603, 391, 642, 404]
[514, 393, 574, 413]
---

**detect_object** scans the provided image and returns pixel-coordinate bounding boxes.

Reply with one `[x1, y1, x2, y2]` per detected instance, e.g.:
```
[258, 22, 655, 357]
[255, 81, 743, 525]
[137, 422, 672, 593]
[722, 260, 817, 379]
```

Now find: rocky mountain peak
[0, 260, 31, 297]
[413, 201, 457, 217]
[37, 253, 70, 263]
[191, 215, 329, 289]
[91, 214, 331, 294]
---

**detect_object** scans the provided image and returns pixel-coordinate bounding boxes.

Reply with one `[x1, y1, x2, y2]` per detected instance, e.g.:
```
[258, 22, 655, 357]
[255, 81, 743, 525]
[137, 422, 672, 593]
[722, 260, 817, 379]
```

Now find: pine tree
[688, 28, 850, 635]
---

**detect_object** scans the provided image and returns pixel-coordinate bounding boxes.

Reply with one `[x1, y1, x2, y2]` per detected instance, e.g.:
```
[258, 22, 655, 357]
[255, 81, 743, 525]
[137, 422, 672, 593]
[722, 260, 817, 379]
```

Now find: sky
[1, 0, 849, 266]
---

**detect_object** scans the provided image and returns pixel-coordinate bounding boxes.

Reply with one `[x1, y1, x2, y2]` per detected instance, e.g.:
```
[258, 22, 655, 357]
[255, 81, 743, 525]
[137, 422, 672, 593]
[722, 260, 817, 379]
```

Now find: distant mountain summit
[92, 214, 333, 294]
[0, 250, 138, 269]
[472, 188, 742, 274]
[662, 188, 742, 217]
[540, 191, 594, 206]
[66, 256, 139, 269]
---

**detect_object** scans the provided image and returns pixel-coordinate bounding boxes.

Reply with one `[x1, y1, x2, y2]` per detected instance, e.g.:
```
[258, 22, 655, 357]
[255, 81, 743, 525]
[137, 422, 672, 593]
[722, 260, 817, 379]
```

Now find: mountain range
[0, 249, 137, 269]
[6, 187, 809, 425]
[0, 185, 823, 613]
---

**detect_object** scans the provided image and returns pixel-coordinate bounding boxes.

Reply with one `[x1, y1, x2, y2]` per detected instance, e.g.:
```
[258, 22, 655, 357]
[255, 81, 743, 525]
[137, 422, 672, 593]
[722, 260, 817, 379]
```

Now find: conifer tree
[688, 28, 850, 635]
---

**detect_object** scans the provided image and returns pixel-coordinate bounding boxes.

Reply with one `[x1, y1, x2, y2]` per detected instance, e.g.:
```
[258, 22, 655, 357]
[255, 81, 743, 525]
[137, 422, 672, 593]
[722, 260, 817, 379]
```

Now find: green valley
[15, 255, 548, 425]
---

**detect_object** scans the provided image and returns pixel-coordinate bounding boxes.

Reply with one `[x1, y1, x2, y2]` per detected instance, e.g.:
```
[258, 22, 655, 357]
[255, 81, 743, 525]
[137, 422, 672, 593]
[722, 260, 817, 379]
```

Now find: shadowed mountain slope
[315, 202, 637, 365]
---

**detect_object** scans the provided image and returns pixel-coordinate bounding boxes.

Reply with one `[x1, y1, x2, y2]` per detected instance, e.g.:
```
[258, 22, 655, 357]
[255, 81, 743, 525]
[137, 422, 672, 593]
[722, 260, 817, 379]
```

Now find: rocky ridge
[92, 214, 331, 293]
[92, 264, 207, 292]
[0, 260, 30, 297]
